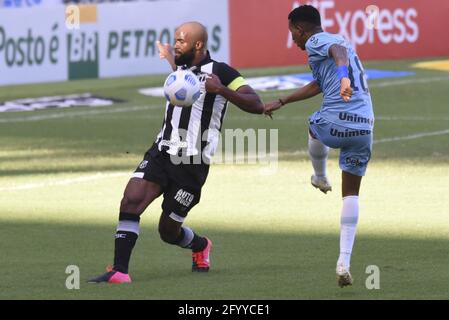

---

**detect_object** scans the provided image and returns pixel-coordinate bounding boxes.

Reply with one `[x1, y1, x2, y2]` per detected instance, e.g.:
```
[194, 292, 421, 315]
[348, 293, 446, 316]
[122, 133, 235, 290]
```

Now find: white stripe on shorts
[169, 212, 185, 223]
[132, 172, 144, 179]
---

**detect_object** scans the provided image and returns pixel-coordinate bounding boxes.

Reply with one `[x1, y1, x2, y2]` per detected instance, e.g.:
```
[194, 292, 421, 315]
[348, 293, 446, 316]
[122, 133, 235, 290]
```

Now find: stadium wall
[1, 0, 449, 85]
[0, 0, 229, 85]
[229, 0, 449, 68]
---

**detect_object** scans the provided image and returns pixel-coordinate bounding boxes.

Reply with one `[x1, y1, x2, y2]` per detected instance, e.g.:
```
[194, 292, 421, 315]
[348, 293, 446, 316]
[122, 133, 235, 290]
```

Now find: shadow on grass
[0, 166, 135, 177]
[1, 221, 448, 300]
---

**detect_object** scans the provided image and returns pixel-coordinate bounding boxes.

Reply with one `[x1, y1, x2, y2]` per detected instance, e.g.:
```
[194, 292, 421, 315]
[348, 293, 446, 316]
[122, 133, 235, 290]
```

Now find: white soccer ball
[163, 69, 201, 107]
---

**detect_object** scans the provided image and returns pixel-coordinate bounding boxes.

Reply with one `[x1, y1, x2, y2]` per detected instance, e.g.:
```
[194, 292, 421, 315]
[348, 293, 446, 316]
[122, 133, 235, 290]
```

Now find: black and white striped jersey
[155, 52, 246, 162]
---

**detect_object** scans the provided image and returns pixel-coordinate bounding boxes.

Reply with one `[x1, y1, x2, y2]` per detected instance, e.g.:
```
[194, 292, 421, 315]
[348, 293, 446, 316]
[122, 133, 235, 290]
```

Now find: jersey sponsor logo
[174, 189, 194, 208]
[138, 160, 148, 169]
[330, 128, 372, 138]
[345, 157, 363, 167]
[160, 139, 188, 149]
[338, 112, 374, 126]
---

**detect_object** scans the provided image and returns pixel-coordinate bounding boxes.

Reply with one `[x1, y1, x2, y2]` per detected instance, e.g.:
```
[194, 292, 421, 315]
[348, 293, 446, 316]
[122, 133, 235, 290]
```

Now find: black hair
[288, 5, 321, 29]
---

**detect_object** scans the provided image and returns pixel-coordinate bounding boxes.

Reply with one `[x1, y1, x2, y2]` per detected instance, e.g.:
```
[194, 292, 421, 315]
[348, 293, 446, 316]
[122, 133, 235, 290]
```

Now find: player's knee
[158, 225, 179, 244]
[120, 193, 145, 214]
[158, 218, 181, 244]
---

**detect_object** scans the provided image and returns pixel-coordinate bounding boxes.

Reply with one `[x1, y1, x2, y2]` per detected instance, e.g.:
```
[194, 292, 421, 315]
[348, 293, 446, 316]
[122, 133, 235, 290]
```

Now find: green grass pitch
[0, 58, 448, 299]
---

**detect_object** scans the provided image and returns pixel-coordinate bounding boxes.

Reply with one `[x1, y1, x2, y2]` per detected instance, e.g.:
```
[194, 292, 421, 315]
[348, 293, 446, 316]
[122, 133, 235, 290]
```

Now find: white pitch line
[186, 128, 449, 155]
[1, 75, 448, 124]
[2, 128, 448, 191]
[0, 172, 128, 191]
[369, 75, 449, 88]
[280, 128, 449, 153]
[0, 105, 159, 123]
[285, 129, 449, 146]
[231, 115, 449, 122]
[2, 109, 446, 124]
[375, 116, 449, 121]
[373, 128, 449, 144]
[229, 113, 449, 122]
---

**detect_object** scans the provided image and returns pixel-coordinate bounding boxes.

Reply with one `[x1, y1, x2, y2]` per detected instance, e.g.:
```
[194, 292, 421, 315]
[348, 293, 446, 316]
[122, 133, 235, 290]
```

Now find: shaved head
[174, 21, 208, 66]
[177, 21, 208, 47]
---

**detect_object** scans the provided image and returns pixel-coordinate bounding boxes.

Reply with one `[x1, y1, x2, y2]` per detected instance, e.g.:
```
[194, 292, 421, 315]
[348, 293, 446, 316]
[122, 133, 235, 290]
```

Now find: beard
[174, 47, 195, 66]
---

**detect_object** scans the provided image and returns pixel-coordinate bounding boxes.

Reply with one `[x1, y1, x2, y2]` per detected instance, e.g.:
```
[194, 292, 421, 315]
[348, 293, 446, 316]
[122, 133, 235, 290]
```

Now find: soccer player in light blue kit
[265, 5, 374, 288]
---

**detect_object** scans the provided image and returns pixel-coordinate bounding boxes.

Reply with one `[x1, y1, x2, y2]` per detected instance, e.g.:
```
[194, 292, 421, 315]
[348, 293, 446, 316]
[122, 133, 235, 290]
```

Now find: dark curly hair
[288, 5, 322, 29]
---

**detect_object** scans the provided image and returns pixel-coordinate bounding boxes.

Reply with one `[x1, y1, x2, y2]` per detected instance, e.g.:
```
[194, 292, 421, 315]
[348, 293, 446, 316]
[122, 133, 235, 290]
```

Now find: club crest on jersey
[139, 160, 148, 169]
[197, 74, 208, 82]
[174, 189, 194, 207]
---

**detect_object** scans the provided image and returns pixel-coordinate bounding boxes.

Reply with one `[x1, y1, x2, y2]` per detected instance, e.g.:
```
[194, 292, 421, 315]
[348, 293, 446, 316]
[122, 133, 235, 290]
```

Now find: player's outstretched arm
[329, 44, 353, 102]
[264, 80, 321, 116]
[156, 41, 177, 71]
[205, 73, 264, 114]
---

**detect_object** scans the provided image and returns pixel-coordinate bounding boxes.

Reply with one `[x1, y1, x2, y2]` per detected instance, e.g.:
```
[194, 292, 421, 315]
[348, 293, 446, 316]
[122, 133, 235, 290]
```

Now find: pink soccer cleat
[88, 265, 131, 284]
[192, 238, 212, 272]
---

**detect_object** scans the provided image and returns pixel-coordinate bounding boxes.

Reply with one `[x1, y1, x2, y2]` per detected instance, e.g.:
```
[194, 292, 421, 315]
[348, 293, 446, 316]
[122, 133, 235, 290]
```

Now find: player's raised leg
[158, 212, 212, 272]
[88, 178, 162, 283]
[308, 131, 332, 194]
[336, 171, 362, 288]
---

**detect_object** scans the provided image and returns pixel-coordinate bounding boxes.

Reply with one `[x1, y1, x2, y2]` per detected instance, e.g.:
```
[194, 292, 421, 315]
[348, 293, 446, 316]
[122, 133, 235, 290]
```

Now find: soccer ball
[163, 69, 201, 107]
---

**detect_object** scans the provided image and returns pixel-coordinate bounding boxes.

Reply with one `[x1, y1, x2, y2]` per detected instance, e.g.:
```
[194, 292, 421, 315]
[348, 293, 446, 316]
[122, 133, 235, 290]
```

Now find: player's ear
[195, 41, 204, 51]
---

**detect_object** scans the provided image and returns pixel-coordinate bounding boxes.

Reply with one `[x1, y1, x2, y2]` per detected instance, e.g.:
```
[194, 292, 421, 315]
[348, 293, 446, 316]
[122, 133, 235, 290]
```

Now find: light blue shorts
[309, 113, 373, 177]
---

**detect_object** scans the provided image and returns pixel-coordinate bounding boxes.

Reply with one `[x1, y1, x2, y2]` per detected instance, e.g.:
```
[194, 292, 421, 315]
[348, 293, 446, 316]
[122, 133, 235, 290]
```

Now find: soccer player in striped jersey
[265, 6, 374, 288]
[89, 22, 264, 284]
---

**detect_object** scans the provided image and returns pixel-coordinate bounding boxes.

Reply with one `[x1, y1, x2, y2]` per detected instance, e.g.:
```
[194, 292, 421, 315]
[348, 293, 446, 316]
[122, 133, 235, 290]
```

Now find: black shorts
[133, 144, 209, 218]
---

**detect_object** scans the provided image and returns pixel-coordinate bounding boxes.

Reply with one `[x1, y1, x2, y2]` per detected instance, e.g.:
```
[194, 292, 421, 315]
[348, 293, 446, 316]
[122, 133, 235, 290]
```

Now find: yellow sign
[413, 60, 449, 72]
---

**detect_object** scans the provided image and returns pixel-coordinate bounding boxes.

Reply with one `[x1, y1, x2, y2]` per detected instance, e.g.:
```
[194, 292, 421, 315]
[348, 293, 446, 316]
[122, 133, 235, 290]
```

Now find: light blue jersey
[306, 32, 374, 130]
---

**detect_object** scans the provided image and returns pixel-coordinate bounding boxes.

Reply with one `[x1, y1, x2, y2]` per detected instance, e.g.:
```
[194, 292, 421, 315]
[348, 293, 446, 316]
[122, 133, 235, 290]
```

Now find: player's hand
[156, 41, 173, 60]
[264, 100, 283, 118]
[205, 73, 224, 94]
[340, 77, 353, 102]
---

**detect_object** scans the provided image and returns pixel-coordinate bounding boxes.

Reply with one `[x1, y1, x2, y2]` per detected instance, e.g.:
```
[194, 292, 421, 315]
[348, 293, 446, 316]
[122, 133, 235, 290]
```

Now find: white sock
[338, 196, 359, 269]
[117, 220, 140, 235]
[308, 134, 329, 177]
[178, 226, 194, 248]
